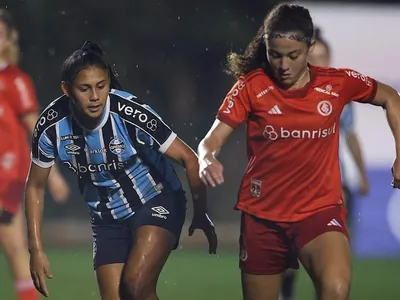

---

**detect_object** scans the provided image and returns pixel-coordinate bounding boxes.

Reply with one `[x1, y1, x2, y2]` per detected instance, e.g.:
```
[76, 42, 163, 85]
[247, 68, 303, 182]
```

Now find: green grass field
[1, 248, 399, 299]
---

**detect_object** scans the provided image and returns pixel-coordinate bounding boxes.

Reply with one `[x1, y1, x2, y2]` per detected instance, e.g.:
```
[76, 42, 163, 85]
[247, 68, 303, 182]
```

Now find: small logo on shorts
[327, 218, 342, 227]
[151, 206, 169, 219]
[240, 248, 248, 262]
[250, 178, 262, 197]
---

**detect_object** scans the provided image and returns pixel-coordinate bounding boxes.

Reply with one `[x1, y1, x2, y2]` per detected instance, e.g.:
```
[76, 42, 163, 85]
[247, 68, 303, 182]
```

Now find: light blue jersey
[31, 89, 182, 222]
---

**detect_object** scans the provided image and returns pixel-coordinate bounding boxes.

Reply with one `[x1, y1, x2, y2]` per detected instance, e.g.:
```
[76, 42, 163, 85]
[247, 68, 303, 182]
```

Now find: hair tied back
[81, 41, 104, 56]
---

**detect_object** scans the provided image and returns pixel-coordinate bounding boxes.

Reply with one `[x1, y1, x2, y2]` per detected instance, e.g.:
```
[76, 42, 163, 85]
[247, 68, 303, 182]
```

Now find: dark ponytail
[62, 41, 122, 90]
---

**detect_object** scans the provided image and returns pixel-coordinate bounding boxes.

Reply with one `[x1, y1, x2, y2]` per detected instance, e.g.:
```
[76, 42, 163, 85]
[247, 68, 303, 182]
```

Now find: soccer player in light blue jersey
[25, 41, 217, 300]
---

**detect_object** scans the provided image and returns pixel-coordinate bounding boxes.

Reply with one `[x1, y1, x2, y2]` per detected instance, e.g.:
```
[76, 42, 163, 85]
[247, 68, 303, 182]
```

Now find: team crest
[250, 178, 262, 197]
[109, 137, 126, 155]
[240, 248, 248, 262]
[317, 100, 333, 116]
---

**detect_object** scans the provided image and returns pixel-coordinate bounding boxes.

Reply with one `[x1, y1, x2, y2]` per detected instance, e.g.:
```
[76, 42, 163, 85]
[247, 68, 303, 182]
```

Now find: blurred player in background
[279, 26, 371, 300]
[309, 27, 369, 209]
[25, 41, 217, 299]
[0, 9, 70, 300]
[198, 3, 400, 300]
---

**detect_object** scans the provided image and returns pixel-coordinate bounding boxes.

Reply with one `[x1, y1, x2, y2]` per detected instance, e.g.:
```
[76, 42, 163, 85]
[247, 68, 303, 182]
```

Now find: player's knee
[2, 238, 26, 259]
[0, 231, 26, 259]
[122, 271, 156, 299]
[320, 274, 350, 300]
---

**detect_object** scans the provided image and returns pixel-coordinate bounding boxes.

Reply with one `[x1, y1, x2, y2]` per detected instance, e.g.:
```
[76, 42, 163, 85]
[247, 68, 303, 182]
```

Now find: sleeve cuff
[158, 132, 177, 153]
[216, 115, 241, 129]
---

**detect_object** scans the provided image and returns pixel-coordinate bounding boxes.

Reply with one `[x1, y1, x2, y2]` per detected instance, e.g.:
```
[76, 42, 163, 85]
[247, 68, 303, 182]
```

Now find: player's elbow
[373, 83, 399, 109]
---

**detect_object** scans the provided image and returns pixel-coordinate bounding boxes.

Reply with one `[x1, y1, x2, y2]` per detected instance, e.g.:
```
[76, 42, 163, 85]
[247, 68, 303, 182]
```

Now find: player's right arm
[25, 163, 53, 297]
[25, 125, 57, 297]
[197, 79, 250, 187]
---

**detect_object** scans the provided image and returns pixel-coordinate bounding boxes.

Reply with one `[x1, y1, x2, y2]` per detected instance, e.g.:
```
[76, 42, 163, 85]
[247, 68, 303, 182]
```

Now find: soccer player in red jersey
[279, 26, 371, 300]
[0, 10, 69, 300]
[198, 4, 400, 300]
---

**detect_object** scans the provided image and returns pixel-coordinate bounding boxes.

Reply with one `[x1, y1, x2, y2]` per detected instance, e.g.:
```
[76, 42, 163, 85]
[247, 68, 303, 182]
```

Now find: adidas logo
[327, 218, 342, 227]
[268, 105, 282, 115]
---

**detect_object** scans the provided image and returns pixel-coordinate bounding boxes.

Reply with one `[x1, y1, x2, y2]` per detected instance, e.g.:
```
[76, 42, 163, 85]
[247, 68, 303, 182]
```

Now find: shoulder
[109, 89, 163, 127]
[312, 65, 347, 79]
[33, 95, 70, 140]
[241, 68, 270, 84]
[109, 89, 150, 116]
[235, 68, 275, 100]
[313, 65, 372, 84]
[2, 65, 33, 87]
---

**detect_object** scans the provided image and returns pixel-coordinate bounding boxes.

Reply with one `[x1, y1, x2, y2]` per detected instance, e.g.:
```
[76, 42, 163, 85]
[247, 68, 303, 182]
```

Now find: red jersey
[0, 65, 38, 182]
[217, 66, 377, 222]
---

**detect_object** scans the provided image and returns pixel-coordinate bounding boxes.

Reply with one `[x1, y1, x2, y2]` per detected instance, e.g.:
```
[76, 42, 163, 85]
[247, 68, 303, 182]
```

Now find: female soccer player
[279, 26, 372, 300]
[0, 10, 69, 300]
[309, 27, 369, 204]
[25, 41, 217, 300]
[198, 4, 400, 300]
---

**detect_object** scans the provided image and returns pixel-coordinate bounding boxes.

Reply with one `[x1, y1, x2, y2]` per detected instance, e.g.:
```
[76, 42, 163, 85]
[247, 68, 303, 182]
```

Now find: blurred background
[1, 0, 400, 299]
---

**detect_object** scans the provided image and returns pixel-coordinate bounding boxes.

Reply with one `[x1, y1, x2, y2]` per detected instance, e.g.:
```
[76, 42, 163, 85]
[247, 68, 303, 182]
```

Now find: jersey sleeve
[216, 79, 251, 128]
[340, 103, 355, 134]
[8, 73, 39, 116]
[124, 104, 177, 153]
[342, 69, 378, 105]
[31, 127, 57, 168]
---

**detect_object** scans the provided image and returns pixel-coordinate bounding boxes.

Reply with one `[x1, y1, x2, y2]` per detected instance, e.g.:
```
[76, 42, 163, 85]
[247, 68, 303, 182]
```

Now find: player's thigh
[121, 225, 176, 297]
[96, 263, 125, 300]
[294, 206, 351, 286]
[0, 180, 24, 225]
[0, 207, 26, 253]
[92, 221, 131, 300]
[120, 192, 186, 296]
[239, 213, 297, 300]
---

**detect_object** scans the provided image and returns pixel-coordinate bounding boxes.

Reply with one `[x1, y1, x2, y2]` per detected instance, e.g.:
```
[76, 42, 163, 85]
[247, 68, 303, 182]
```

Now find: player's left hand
[391, 158, 400, 188]
[189, 212, 218, 254]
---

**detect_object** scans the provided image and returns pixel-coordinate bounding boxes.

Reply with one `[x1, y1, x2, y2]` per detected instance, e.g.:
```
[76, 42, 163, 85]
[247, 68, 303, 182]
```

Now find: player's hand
[391, 158, 400, 189]
[189, 211, 218, 254]
[30, 250, 53, 297]
[358, 175, 369, 195]
[48, 173, 70, 203]
[199, 155, 224, 187]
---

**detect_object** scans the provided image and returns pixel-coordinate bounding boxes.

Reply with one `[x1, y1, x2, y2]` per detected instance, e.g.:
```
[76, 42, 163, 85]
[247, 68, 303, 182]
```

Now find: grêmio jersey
[31, 89, 182, 221]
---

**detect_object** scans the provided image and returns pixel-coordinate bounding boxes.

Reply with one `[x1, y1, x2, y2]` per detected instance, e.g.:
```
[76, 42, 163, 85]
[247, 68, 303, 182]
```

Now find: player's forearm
[185, 160, 208, 213]
[198, 135, 221, 160]
[385, 97, 400, 157]
[347, 133, 367, 178]
[25, 183, 46, 253]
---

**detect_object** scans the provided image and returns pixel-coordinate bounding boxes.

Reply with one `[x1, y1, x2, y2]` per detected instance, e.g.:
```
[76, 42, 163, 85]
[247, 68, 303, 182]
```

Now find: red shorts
[239, 206, 349, 275]
[0, 180, 25, 216]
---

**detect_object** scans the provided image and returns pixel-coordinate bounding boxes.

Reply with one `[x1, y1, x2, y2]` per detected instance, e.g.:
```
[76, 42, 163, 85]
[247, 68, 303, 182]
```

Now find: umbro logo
[268, 105, 282, 115]
[64, 143, 81, 155]
[151, 206, 169, 219]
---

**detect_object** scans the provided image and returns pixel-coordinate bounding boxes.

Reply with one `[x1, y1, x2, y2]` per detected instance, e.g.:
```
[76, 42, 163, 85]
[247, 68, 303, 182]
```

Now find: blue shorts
[91, 191, 187, 270]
